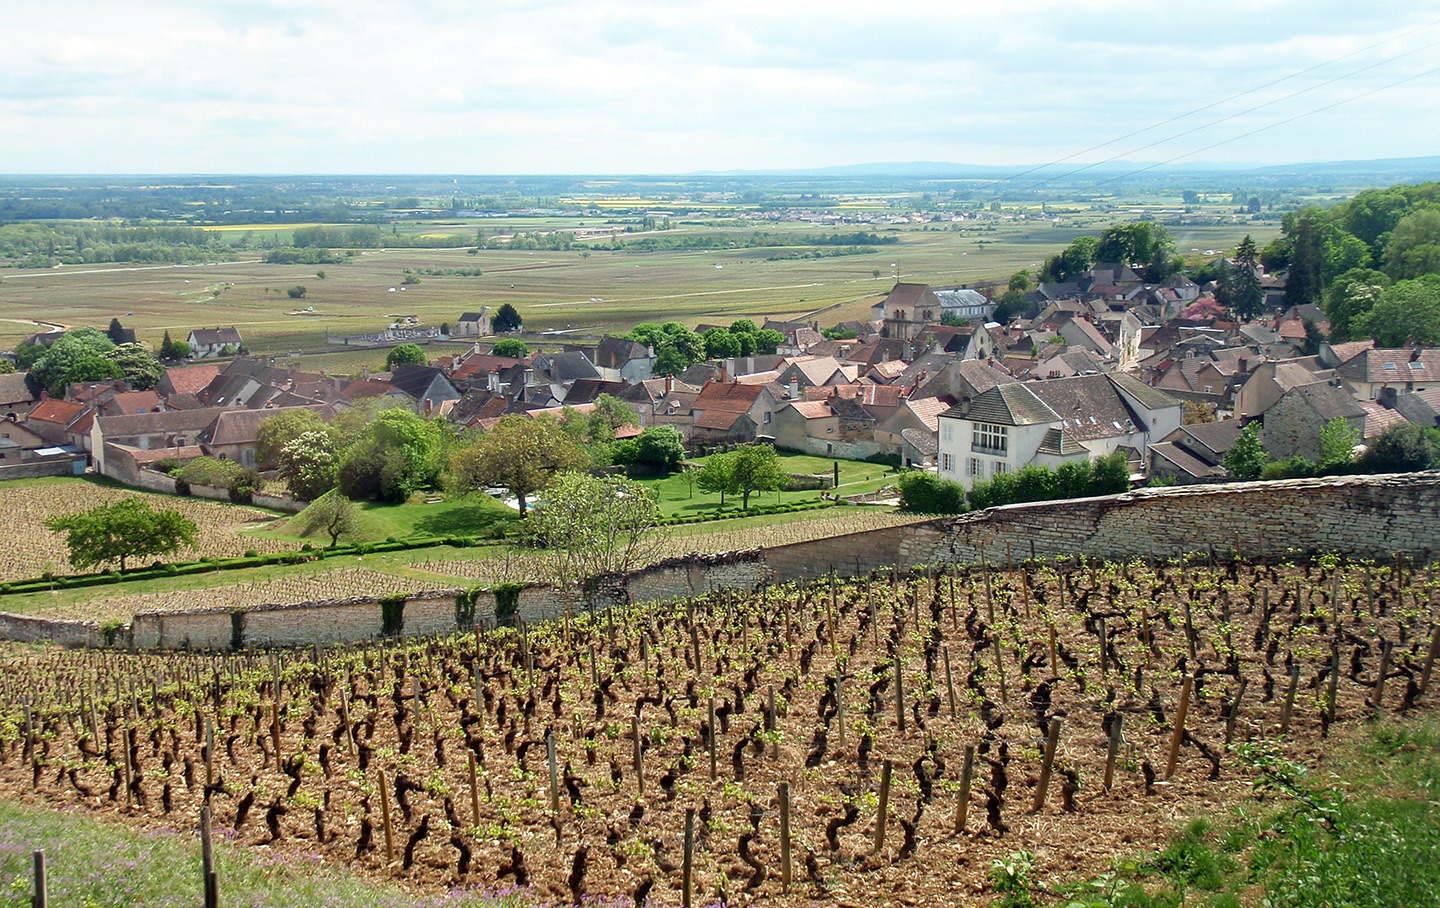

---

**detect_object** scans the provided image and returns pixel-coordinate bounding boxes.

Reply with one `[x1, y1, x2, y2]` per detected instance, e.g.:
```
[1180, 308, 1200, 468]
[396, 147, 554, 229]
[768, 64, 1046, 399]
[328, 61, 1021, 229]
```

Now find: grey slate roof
[1036, 427, 1087, 456]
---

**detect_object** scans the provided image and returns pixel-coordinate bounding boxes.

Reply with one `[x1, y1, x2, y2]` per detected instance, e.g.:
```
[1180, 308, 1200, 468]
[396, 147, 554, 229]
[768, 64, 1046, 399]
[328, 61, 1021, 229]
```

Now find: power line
[1089, 63, 1440, 189]
[962, 18, 1440, 200]
[992, 35, 1440, 200]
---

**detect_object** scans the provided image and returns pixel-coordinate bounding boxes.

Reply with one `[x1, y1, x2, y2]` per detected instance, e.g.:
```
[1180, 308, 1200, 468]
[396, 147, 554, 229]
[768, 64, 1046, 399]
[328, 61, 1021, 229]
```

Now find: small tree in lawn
[45, 498, 197, 572]
[523, 472, 665, 592]
[729, 443, 788, 509]
[299, 489, 361, 548]
[695, 452, 735, 506]
[1222, 424, 1269, 481]
[450, 415, 589, 514]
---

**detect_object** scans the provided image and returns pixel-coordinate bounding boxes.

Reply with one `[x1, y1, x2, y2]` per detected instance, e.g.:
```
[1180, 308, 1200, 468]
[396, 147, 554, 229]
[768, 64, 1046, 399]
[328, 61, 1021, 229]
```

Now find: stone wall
[13, 473, 1440, 650]
[896, 472, 1440, 567]
[0, 612, 103, 647]
[0, 457, 86, 481]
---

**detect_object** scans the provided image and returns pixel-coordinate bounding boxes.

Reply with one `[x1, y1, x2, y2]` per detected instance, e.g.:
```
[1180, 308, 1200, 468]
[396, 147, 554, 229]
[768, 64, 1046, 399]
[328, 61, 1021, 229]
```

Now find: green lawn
[638, 452, 898, 515]
[0, 801, 510, 908]
[256, 492, 518, 544]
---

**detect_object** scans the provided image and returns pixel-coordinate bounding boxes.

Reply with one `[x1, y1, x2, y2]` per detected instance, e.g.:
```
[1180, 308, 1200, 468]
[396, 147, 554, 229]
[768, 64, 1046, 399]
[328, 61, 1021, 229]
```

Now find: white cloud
[2, 0, 1437, 172]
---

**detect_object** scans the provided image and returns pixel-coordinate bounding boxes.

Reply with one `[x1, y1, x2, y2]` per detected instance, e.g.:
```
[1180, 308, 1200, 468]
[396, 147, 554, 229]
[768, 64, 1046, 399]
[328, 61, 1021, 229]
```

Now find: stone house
[1335, 347, 1440, 401]
[1262, 382, 1366, 462]
[0, 372, 37, 421]
[936, 372, 1182, 489]
[453, 310, 492, 337]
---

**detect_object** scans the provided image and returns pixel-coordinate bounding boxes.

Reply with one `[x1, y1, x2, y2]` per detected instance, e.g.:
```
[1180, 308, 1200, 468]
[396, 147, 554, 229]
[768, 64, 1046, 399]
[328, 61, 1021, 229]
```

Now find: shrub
[897, 471, 965, 514]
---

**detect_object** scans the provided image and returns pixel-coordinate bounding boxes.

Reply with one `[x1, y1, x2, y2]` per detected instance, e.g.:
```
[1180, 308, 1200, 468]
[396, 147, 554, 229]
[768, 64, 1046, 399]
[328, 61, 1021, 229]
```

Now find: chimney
[959, 395, 972, 417]
[1379, 386, 1398, 409]
[664, 374, 673, 394]
[787, 378, 798, 400]
[1238, 357, 1248, 374]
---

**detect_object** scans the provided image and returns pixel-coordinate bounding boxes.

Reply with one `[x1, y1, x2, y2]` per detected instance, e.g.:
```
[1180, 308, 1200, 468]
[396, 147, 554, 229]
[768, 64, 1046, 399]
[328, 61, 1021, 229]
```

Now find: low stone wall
[896, 472, 1440, 566]
[0, 612, 103, 648]
[14, 473, 1440, 650]
[0, 457, 86, 481]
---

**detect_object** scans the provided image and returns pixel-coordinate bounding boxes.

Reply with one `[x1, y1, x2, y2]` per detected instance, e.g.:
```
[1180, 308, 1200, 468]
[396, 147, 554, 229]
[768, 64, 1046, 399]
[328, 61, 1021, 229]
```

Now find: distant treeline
[623, 230, 899, 252]
[0, 222, 231, 267]
[290, 225, 473, 249]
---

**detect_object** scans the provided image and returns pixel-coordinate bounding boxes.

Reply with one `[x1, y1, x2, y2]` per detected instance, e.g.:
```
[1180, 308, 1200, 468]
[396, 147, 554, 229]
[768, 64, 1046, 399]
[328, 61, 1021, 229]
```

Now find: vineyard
[0, 482, 297, 581]
[0, 554, 1436, 906]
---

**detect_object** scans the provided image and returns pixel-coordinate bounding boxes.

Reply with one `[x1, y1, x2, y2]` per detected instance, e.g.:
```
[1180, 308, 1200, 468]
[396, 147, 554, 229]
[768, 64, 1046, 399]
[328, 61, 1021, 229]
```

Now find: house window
[972, 422, 1008, 456]
[941, 422, 954, 442]
[763, 412, 771, 424]
[993, 461, 1009, 475]
[941, 453, 954, 472]
[966, 457, 982, 477]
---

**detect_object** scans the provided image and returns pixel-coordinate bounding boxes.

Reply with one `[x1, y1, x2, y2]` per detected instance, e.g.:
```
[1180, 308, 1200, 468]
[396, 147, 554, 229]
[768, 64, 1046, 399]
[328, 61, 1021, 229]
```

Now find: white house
[188, 327, 243, 359]
[936, 372, 1183, 488]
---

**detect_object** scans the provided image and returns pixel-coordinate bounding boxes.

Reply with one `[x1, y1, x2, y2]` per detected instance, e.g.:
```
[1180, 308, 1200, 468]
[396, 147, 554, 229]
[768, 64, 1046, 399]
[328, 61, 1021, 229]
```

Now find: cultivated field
[0, 555, 1432, 905]
[0, 479, 297, 581]
[0, 216, 1277, 369]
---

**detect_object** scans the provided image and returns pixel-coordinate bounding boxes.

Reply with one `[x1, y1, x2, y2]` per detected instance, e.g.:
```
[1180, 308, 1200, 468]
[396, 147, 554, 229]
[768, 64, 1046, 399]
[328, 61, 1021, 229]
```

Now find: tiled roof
[161, 364, 221, 397]
[1107, 371, 1183, 412]
[1359, 400, 1408, 439]
[0, 372, 34, 407]
[1150, 441, 1226, 479]
[1036, 427, 1086, 456]
[787, 400, 835, 420]
[1290, 382, 1366, 421]
[27, 398, 87, 426]
[1339, 348, 1440, 384]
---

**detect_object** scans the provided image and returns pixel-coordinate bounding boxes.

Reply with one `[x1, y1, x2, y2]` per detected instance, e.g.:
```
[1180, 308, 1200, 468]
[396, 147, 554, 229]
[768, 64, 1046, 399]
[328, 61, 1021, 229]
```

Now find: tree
[1217, 235, 1264, 320]
[287, 286, 307, 299]
[1222, 424, 1268, 481]
[1318, 417, 1360, 469]
[653, 345, 690, 376]
[277, 430, 341, 500]
[106, 342, 164, 390]
[491, 338, 529, 358]
[617, 425, 686, 474]
[28, 327, 122, 396]
[702, 327, 742, 359]
[45, 498, 197, 572]
[385, 343, 427, 370]
[0, 359, 12, 375]
[728, 443, 788, 509]
[298, 489, 361, 547]
[450, 415, 589, 514]
[256, 408, 330, 470]
[1284, 213, 1323, 307]
[1322, 268, 1390, 342]
[106, 318, 128, 344]
[1383, 208, 1440, 281]
[1357, 422, 1437, 473]
[897, 472, 965, 514]
[339, 408, 448, 503]
[694, 452, 735, 506]
[522, 472, 665, 593]
[491, 303, 522, 333]
[159, 330, 191, 360]
[1357, 274, 1440, 347]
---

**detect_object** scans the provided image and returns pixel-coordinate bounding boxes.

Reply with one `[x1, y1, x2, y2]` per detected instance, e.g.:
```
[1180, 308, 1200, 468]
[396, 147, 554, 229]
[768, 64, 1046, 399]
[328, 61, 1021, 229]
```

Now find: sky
[3, 0, 1439, 174]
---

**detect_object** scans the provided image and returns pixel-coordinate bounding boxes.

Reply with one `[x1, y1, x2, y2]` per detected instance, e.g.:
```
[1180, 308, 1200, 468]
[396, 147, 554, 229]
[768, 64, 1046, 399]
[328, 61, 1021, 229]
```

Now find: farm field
[0, 216, 1277, 369]
[0, 493, 921, 623]
[0, 555, 1432, 905]
[0, 477, 298, 582]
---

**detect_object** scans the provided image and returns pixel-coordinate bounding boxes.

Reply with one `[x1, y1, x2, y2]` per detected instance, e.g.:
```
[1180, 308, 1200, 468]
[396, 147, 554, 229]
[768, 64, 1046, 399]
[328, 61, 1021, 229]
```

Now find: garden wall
[897, 472, 1440, 566]
[0, 457, 87, 481]
[14, 473, 1440, 650]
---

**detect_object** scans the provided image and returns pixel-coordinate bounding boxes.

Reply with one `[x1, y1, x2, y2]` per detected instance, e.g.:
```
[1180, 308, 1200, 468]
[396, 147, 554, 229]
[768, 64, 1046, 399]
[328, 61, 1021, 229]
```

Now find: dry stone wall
[897, 473, 1440, 566]
[14, 473, 1440, 650]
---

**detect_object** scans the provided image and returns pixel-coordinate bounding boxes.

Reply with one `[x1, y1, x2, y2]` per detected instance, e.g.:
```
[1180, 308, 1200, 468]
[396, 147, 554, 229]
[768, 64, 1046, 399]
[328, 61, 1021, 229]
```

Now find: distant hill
[714, 155, 1440, 181]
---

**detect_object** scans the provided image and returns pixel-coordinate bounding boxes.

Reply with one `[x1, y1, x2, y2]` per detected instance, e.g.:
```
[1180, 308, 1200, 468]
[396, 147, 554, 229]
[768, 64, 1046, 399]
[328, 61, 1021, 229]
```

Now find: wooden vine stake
[778, 781, 793, 893]
[546, 731, 560, 814]
[1370, 640, 1393, 716]
[955, 745, 975, 834]
[943, 646, 958, 719]
[1224, 679, 1249, 747]
[681, 807, 695, 908]
[1103, 714, 1123, 791]
[631, 716, 644, 797]
[707, 696, 718, 781]
[1420, 625, 1440, 696]
[200, 805, 218, 908]
[1164, 675, 1193, 780]
[893, 657, 906, 733]
[467, 749, 481, 828]
[32, 851, 46, 908]
[874, 759, 893, 853]
[835, 674, 846, 747]
[1031, 717, 1062, 813]
[1325, 646, 1341, 733]
[379, 772, 395, 866]
[1279, 664, 1300, 737]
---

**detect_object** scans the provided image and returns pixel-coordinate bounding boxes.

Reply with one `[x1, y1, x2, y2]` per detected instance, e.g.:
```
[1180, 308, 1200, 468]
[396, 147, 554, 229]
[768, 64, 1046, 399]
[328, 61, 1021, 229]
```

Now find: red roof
[110, 390, 162, 415]
[28, 398, 88, 426]
[161, 364, 221, 396]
